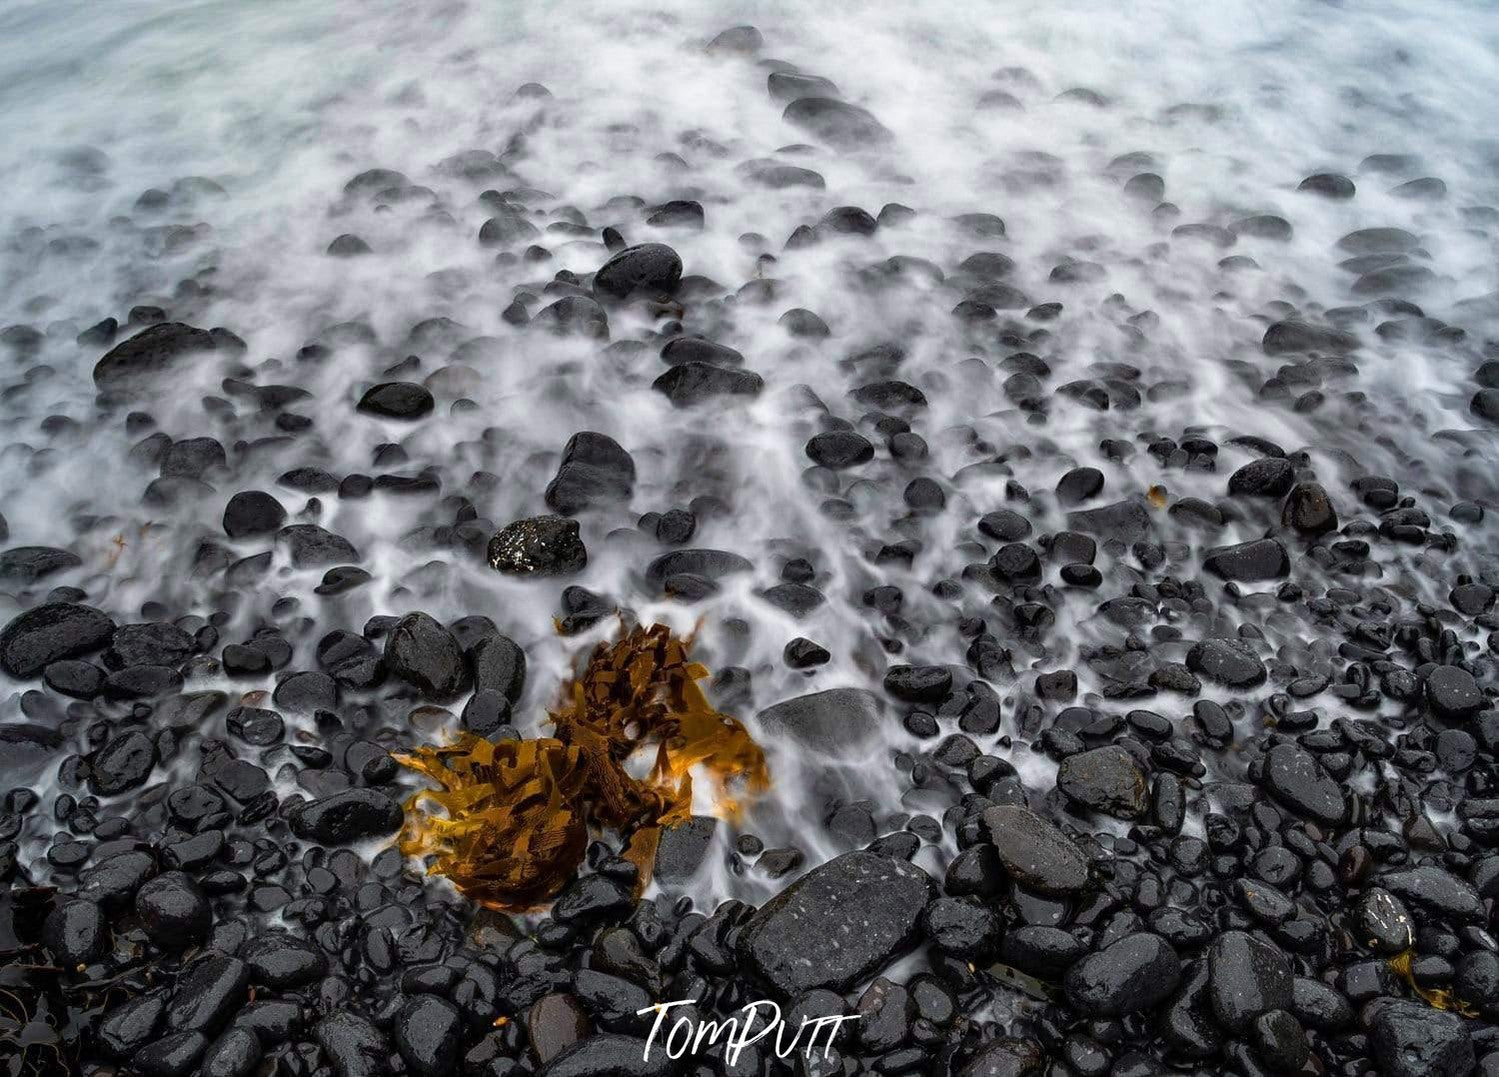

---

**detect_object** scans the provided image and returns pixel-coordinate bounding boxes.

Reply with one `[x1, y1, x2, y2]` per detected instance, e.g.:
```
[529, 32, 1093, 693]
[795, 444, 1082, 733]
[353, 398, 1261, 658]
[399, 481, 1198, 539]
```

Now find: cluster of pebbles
[4, 14, 1499, 1077]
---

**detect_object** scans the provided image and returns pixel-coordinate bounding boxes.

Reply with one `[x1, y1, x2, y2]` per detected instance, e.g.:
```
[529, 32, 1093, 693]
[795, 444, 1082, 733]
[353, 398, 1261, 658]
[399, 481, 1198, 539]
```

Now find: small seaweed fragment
[1387, 949, 1479, 1017]
[394, 623, 769, 911]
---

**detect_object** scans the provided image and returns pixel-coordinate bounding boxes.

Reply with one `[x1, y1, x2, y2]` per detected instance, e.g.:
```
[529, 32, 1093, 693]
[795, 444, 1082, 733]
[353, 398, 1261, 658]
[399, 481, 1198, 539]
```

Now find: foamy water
[3, 0, 1499, 905]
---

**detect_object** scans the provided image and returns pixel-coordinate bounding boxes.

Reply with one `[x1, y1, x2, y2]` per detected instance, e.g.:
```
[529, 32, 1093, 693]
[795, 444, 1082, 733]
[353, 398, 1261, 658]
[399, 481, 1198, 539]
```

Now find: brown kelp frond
[394, 623, 769, 911]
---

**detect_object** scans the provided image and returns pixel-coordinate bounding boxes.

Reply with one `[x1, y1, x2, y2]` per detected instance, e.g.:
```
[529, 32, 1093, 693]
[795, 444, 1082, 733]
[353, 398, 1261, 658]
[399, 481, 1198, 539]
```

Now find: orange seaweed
[393, 623, 769, 911]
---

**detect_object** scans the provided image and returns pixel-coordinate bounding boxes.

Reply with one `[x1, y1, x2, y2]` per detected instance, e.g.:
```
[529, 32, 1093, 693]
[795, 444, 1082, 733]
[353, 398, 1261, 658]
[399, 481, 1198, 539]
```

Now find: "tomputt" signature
[638, 999, 860, 1065]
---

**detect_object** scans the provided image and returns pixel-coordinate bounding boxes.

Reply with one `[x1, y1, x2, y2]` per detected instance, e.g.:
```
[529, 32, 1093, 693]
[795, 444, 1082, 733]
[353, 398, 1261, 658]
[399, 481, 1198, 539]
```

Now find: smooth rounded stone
[924, 896, 1001, 957]
[537, 1034, 673, 1077]
[1066, 498, 1152, 541]
[109, 621, 194, 667]
[1064, 934, 1182, 1017]
[768, 70, 839, 103]
[221, 491, 286, 538]
[1426, 664, 1484, 720]
[1472, 388, 1499, 423]
[1228, 457, 1296, 496]
[1379, 866, 1484, 921]
[644, 548, 752, 589]
[782, 97, 891, 150]
[536, 295, 610, 338]
[201, 1027, 262, 1077]
[357, 382, 434, 420]
[165, 955, 249, 1035]
[1055, 466, 1104, 505]
[315, 1011, 390, 1077]
[652, 815, 718, 883]
[1357, 887, 1415, 954]
[1056, 745, 1148, 819]
[1232, 214, 1293, 240]
[738, 851, 935, 995]
[593, 243, 682, 299]
[277, 524, 359, 568]
[1292, 976, 1352, 1030]
[545, 431, 636, 514]
[100, 992, 168, 1058]
[468, 632, 526, 703]
[488, 514, 587, 575]
[1124, 172, 1165, 201]
[89, 730, 157, 795]
[737, 157, 826, 189]
[0, 602, 114, 678]
[1281, 482, 1338, 535]
[382, 612, 469, 702]
[755, 687, 882, 755]
[706, 24, 762, 53]
[1209, 930, 1292, 1032]
[1203, 537, 1291, 582]
[1391, 176, 1446, 200]
[1337, 226, 1419, 254]
[133, 1030, 209, 1076]
[80, 850, 157, 904]
[659, 335, 743, 367]
[1260, 743, 1346, 824]
[526, 994, 590, 1065]
[43, 897, 108, 964]
[393, 995, 463, 1077]
[652, 361, 763, 406]
[272, 670, 337, 713]
[92, 322, 216, 390]
[108, 666, 185, 700]
[1000, 925, 1087, 980]
[1299, 172, 1355, 198]
[883, 664, 952, 703]
[977, 509, 1032, 542]
[241, 933, 327, 987]
[806, 430, 874, 469]
[290, 788, 402, 844]
[978, 804, 1090, 894]
[1262, 318, 1358, 356]
[1367, 998, 1474, 1077]
[0, 545, 82, 581]
[135, 872, 211, 950]
[1352, 263, 1435, 295]
[1186, 638, 1267, 688]
[327, 233, 371, 256]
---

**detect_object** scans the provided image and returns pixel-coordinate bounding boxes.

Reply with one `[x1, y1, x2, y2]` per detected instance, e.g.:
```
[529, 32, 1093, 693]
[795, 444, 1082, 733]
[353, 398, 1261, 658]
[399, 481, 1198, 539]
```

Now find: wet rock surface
[6, 9, 1499, 1077]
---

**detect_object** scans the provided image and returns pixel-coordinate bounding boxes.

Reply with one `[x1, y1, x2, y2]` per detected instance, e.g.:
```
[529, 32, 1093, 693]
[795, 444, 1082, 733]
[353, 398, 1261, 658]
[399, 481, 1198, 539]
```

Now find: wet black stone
[222, 490, 287, 538]
[978, 509, 1032, 542]
[1260, 743, 1346, 824]
[357, 382, 434, 419]
[646, 199, 703, 229]
[884, 664, 952, 703]
[89, 730, 157, 795]
[315, 1011, 389, 1077]
[136, 871, 211, 949]
[652, 361, 763, 406]
[93, 322, 217, 391]
[806, 430, 874, 468]
[80, 850, 156, 904]
[1187, 638, 1267, 688]
[1203, 537, 1291, 582]
[133, 1030, 208, 1076]
[783, 97, 891, 150]
[593, 243, 683, 299]
[1356, 887, 1414, 954]
[1064, 933, 1181, 1016]
[241, 932, 327, 987]
[100, 993, 167, 1058]
[394, 995, 463, 1077]
[0, 545, 81, 581]
[201, 1027, 262, 1077]
[644, 548, 752, 589]
[553, 873, 633, 923]
[384, 611, 470, 702]
[272, 670, 337, 713]
[0, 602, 115, 678]
[756, 687, 882, 754]
[546, 432, 635, 514]
[109, 621, 194, 668]
[1426, 664, 1484, 720]
[1282, 482, 1338, 535]
[290, 788, 402, 844]
[923, 896, 1001, 957]
[42, 897, 108, 964]
[739, 851, 935, 995]
[1056, 466, 1104, 505]
[277, 524, 360, 567]
[1228, 457, 1296, 496]
[1056, 745, 1148, 819]
[979, 804, 1090, 894]
[1299, 172, 1355, 198]
[1209, 930, 1292, 1032]
[536, 1034, 672, 1077]
[1367, 998, 1474, 1077]
[468, 632, 527, 704]
[1066, 498, 1152, 541]
[536, 295, 610, 338]
[488, 515, 587, 575]
[166, 955, 249, 1035]
[1380, 865, 1483, 920]
[785, 636, 830, 668]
